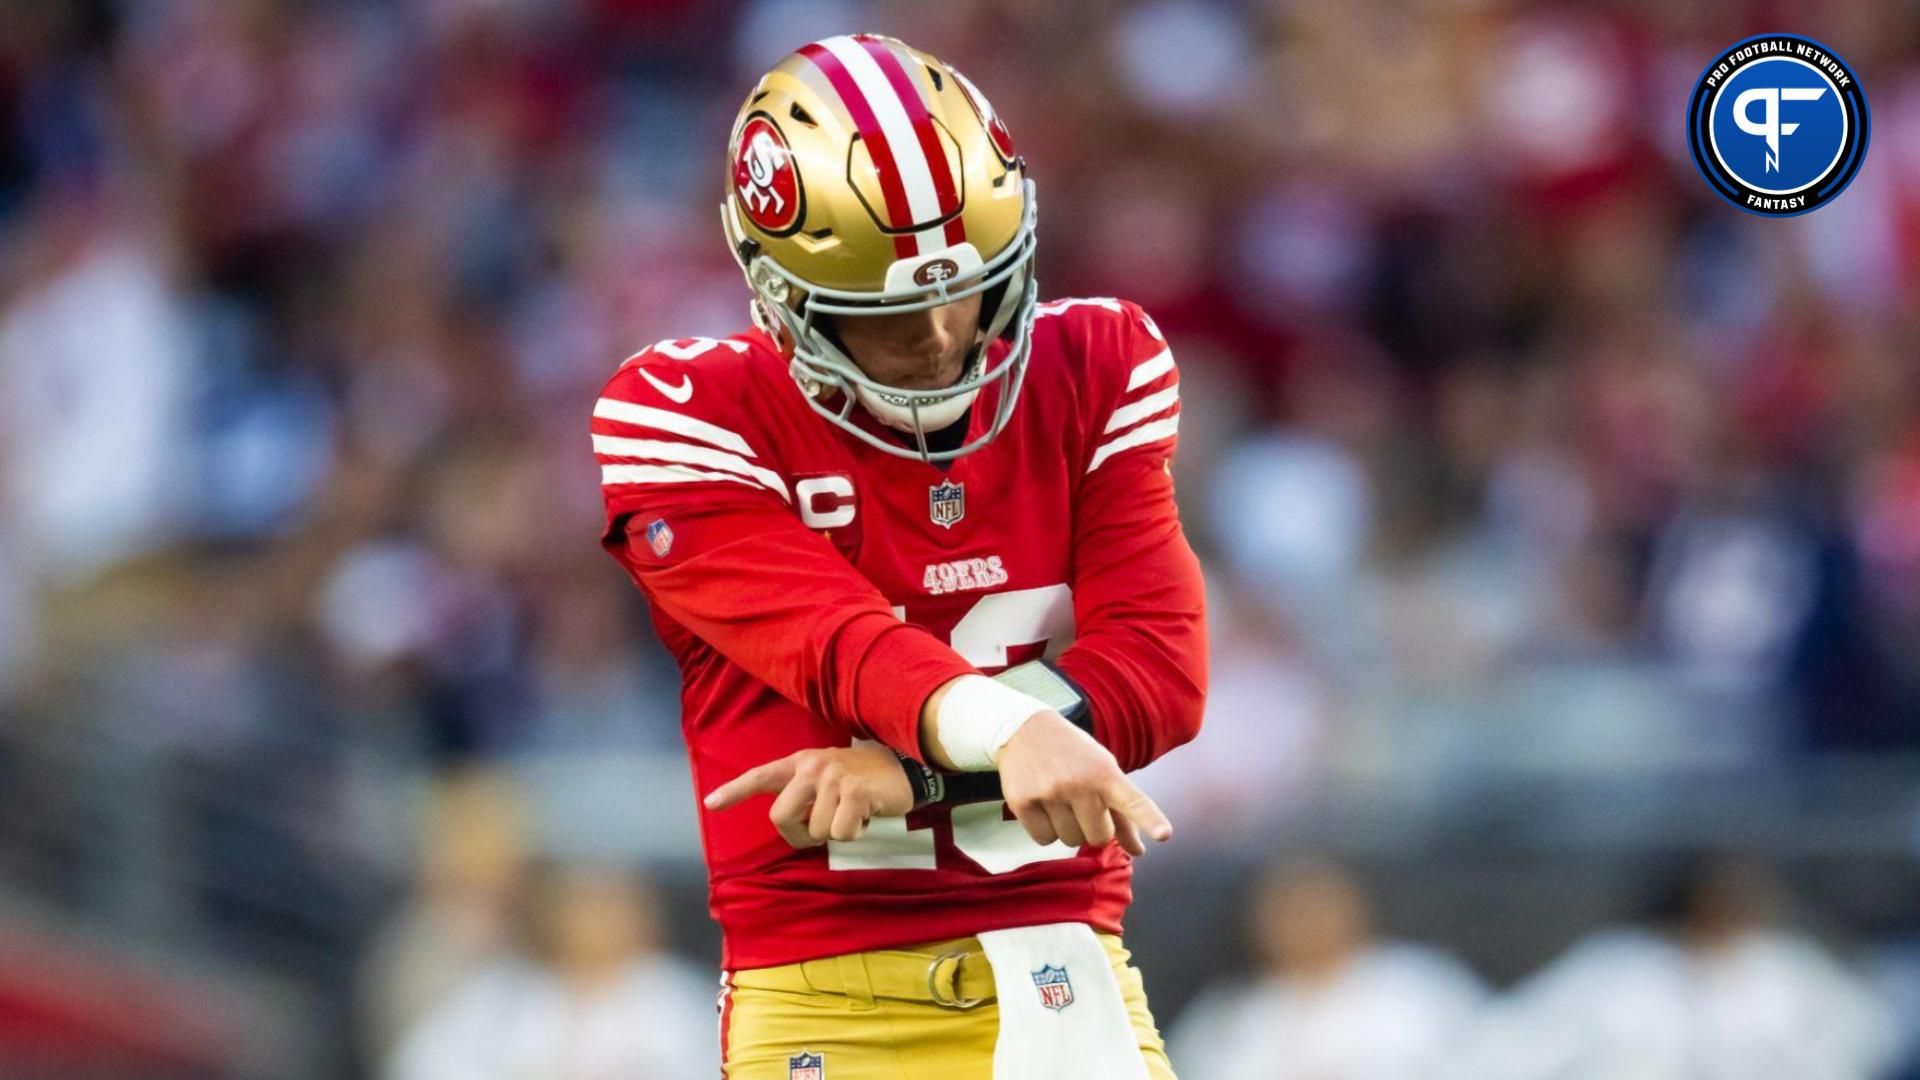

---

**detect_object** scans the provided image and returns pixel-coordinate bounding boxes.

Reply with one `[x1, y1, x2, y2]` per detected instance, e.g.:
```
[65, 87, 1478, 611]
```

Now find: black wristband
[896, 752, 945, 808]
[939, 771, 1005, 806]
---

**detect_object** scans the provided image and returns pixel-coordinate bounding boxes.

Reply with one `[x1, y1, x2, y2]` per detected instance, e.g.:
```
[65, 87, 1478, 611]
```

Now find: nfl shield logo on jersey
[645, 518, 674, 558]
[1031, 964, 1074, 1011]
[788, 1051, 825, 1080]
[929, 480, 965, 529]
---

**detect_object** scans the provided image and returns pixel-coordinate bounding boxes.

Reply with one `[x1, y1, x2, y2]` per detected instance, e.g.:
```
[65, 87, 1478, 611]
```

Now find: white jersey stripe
[592, 434, 790, 501]
[1087, 414, 1180, 474]
[1036, 297, 1122, 319]
[1125, 348, 1175, 391]
[819, 37, 943, 247]
[594, 397, 756, 457]
[602, 463, 765, 491]
[1104, 384, 1180, 435]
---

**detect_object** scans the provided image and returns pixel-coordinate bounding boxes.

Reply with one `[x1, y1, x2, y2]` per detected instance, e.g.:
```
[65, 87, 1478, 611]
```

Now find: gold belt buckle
[927, 950, 985, 1010]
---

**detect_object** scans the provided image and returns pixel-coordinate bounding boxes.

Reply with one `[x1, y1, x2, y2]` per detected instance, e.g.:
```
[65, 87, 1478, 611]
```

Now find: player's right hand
[995, 710, 1173, 857]
[703, 741, 915, 848]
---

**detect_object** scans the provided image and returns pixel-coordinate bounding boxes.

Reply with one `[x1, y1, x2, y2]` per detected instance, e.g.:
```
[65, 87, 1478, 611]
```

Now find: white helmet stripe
[818, 36, 947, 255]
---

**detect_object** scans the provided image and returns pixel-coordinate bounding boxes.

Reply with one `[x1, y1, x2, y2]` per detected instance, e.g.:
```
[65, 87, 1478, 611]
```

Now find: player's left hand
[703, 741, 915, 848]
[995, 710, 1172, 857]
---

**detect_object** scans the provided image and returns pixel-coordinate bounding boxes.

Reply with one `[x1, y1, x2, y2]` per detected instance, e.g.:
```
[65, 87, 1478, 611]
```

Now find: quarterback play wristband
[934, 674, 1049, 771]
[992, 660, 1090, 728]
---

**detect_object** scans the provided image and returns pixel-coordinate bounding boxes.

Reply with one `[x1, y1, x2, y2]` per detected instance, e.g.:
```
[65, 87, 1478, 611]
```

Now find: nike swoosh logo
[638, 368, 693, 404]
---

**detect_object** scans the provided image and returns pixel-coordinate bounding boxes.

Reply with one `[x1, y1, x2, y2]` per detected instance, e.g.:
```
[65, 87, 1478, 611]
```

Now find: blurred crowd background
[0, 0, 1917, 1076]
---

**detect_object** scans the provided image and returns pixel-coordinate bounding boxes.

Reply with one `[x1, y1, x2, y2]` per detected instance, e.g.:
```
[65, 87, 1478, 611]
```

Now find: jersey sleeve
[592, 342, 976, 760]
[1052, 302, 1208, 772]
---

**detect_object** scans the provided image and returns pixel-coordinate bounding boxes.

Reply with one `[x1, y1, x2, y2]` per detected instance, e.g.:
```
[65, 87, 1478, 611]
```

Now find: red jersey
[592, 297, 1207, 969]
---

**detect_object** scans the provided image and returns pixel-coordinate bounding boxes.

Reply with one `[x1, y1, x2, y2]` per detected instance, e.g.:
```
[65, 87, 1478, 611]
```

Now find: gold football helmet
[721, 34, 1037, 462]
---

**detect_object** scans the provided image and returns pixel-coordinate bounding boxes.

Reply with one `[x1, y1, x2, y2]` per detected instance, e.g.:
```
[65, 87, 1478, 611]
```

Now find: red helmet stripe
[855, 36, 967, 249]
[798, 41, 916, 259]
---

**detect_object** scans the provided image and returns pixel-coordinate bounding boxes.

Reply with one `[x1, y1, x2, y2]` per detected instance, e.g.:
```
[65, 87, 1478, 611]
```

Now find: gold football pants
[720, 933, 1177, 1079]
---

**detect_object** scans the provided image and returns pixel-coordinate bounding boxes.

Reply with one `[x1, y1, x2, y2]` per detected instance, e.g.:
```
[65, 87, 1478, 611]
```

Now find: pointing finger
[1106, 777, 1172, 844]
[704, 757, 799, 811]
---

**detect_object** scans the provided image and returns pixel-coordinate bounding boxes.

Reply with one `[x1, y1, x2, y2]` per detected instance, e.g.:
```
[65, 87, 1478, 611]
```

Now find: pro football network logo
[788, 1051, 825, 1080]
[1031, 964, 1075, 1011]
[1687, 34, 1868, 216]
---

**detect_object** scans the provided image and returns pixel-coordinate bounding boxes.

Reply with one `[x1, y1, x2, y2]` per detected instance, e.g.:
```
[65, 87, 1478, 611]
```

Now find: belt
[731, 936, 999, 1010]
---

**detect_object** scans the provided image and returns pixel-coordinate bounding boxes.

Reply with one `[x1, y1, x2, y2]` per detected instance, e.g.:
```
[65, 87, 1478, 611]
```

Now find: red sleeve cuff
[832, 613, 977, 761]
[1054, 644, 1205, 773]
[1052, 649, 1138, 769]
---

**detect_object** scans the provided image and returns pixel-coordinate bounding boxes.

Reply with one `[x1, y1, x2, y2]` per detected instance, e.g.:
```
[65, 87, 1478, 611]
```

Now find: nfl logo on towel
[645, 518, 674, 558]
[788, 1051, 824, 1080]
[929, 480, 965, 529]
[1031, 964, 1075, 1011]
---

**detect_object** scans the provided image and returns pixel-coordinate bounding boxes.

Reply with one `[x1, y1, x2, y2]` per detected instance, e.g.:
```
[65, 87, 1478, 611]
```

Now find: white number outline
[647, 337, 747, 361]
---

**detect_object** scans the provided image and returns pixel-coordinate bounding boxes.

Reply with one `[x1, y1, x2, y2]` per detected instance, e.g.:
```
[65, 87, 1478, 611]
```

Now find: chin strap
[750, 297, 793, 358]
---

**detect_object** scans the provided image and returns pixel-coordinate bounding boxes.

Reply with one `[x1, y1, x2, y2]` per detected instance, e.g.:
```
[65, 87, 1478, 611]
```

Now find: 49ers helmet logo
[913, 258, 960, 286]
[733, 113, 804, 235]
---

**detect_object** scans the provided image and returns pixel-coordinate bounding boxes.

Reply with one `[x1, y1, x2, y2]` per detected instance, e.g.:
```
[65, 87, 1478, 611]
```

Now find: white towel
[976, 922, 1152, 1080]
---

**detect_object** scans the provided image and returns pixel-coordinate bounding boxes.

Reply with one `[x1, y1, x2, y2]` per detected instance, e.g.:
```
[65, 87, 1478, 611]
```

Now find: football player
[592, 34, 1205, 1079]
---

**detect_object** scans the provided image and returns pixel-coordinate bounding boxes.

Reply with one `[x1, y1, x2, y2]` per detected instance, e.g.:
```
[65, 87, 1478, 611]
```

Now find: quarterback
[592, 33, 1206, 1079]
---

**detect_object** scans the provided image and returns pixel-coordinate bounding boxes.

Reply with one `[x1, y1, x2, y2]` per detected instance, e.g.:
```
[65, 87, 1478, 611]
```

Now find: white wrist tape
[935, 674, 1049, 771]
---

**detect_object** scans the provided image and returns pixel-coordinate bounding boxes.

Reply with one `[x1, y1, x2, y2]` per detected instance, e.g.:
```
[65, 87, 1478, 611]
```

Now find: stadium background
[0, 0, 1917, 1076]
